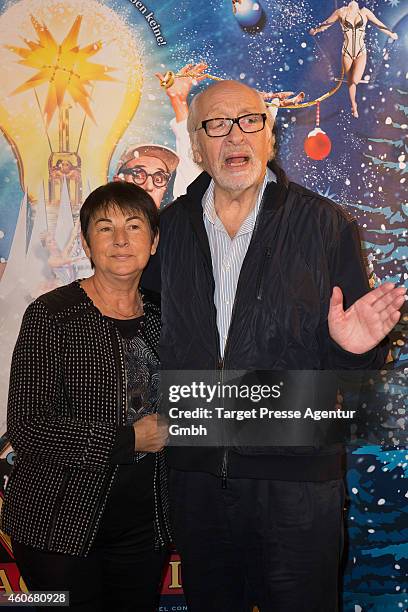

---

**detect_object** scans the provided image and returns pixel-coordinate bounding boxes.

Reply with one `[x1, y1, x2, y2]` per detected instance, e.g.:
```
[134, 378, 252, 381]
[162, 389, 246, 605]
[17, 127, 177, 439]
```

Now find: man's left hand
[328, 283, 406, 354]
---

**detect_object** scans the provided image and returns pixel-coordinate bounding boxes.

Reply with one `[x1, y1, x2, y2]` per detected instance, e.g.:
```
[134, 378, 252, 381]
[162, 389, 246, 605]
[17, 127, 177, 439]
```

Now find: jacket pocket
[256, 247, 272, 300]
[46, 468, 71, 548]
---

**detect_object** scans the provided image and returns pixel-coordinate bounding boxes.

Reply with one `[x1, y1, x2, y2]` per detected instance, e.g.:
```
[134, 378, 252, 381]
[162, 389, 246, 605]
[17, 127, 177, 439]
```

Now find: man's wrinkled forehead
[197, 80, 266, 119]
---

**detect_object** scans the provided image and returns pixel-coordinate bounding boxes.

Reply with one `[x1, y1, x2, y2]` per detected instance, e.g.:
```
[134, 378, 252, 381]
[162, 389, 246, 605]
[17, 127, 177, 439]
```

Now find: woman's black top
[94, 315, 158, 552]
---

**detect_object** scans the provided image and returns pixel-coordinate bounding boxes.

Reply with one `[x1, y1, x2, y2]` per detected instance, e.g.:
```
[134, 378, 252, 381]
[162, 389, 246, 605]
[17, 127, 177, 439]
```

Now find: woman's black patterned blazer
[1, 281, 171, 556]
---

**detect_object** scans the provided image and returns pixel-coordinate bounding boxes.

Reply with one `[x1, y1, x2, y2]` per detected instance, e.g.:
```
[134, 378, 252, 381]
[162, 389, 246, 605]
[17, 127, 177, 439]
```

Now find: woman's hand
[134, 414, 168, 452]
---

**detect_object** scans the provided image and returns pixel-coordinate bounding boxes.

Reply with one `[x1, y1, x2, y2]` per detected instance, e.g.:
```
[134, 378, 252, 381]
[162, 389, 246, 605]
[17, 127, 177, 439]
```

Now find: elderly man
[154, 61, 305, 200]
[149, 80, 405, 611]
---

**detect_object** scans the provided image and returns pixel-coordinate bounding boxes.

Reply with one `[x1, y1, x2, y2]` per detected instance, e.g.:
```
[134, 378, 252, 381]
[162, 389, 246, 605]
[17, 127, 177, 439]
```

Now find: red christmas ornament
[303, 102, 332, 160]
[304, 127, 332, 160]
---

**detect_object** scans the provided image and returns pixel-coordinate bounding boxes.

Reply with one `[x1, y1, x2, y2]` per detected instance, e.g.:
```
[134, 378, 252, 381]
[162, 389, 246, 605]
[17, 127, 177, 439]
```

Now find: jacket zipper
[217, 355, 228, 488]
[218, 188, 269, 489]
[214, 301, 227, 488]
[256, 247, 272, 300]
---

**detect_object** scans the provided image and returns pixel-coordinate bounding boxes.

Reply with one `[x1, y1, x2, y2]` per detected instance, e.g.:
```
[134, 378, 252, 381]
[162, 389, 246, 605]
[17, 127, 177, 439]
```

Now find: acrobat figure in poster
[155, 62, 305, 197]
[114, 144, 179, 208]
[40, 218, 87, 293]
[155, 62, 208, 199]
[309, 1, 398, 118]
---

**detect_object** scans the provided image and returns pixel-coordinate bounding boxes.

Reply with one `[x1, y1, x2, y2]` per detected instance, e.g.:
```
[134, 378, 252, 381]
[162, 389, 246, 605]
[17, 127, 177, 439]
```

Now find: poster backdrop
[0, 0, 407, 610]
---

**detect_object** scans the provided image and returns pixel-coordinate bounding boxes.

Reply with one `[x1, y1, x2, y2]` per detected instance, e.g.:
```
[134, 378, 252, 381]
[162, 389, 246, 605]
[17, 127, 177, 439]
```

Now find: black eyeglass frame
[118, 166, 171, 188]
[196, 113, 268, 137]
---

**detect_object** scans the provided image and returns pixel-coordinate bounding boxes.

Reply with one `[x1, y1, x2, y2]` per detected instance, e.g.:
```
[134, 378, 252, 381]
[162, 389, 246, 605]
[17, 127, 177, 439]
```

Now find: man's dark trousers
[169, 468, 345, 612]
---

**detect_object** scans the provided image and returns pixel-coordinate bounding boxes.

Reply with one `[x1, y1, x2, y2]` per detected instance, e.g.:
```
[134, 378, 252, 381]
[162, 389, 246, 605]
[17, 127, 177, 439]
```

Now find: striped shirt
[203, 168, 276, 357]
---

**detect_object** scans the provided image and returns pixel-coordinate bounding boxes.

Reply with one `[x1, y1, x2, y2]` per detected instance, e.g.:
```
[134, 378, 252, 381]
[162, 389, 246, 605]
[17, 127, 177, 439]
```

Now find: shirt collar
[203, 167, 276, 229]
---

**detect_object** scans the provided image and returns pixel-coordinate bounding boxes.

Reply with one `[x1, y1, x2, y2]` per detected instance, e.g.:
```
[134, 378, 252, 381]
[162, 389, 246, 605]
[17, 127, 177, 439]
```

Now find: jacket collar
[181, 162, 289, 267]
[51, 281, 158, 324]
[184, 161, 288, 212]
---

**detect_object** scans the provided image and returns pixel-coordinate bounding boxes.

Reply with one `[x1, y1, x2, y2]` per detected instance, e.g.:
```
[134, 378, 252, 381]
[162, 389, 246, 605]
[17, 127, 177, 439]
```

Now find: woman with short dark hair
[1, 181, 170, 611]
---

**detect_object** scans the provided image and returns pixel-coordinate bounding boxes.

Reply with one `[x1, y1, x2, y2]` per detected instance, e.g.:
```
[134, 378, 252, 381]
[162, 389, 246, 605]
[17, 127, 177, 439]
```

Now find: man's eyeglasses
[118, 166, 171, 188]
[196, 113, 267, 138]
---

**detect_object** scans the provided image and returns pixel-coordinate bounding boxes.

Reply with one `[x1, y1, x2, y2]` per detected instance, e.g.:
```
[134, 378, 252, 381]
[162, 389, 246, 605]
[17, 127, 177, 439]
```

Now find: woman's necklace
[92, 277, 143, 319]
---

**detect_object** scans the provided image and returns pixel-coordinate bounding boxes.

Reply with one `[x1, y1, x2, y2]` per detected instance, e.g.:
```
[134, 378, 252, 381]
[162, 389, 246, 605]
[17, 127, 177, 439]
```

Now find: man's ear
[191, 143, 202, 165]
[189, 130, 203, 165]
[268, 128, 276, 161]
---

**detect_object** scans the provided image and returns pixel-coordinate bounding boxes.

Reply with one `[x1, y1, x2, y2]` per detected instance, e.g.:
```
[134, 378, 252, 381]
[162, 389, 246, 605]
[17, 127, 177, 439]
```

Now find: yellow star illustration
[6, 15, 116, 125]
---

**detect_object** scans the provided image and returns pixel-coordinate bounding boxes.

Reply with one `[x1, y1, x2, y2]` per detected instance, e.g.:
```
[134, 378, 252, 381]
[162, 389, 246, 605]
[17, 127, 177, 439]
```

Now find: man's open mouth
[224, 154, 250, 167]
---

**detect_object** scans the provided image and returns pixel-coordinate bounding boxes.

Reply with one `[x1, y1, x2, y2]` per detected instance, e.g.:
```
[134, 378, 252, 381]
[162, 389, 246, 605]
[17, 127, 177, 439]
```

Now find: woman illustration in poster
[309, 1, 398, 118]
